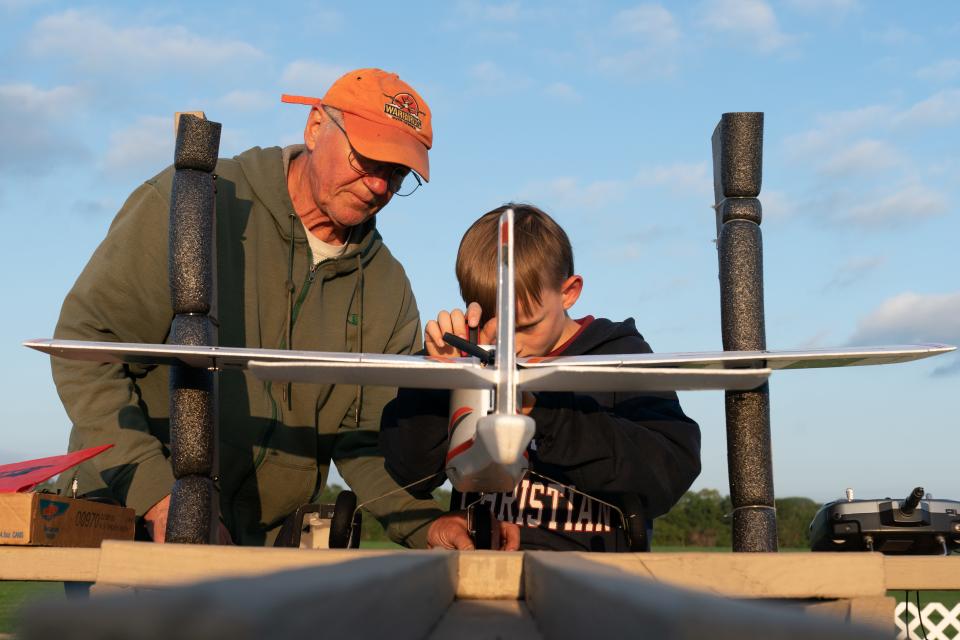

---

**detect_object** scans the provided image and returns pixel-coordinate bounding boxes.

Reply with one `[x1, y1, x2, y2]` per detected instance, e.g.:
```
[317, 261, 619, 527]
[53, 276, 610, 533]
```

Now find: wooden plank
[849, 596, 896, 630]
[884, 556, 960, 590]
[523, 552, 887, 640]
[456, 551, 523, 600]
[428, 600, 541, 639]
[20, 553, 457, 640]
[0, 547, 100, 581]
[798, 596, 896, 630]
[95, 540, 398, 588]
[579, 552, 886, 598]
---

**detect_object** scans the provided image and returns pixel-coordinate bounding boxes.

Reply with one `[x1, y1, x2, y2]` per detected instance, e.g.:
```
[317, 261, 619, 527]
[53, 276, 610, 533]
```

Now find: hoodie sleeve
[529, 335, 701, 518]
[52, 178, 176, 517]
[379, 385, 450, 491]
[334, 277, 446, 549]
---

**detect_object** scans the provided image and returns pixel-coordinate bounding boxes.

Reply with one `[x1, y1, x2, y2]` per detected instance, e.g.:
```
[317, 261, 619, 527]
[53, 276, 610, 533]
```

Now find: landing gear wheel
[625, 515, 650, 552]
[618, 493, 649, 552]
[330, 490, 361, 549]
[468, 503, 492, 550]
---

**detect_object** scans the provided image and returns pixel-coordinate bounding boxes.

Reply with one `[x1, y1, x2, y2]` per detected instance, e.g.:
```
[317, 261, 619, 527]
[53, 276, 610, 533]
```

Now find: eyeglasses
[324, 107, 422, 197]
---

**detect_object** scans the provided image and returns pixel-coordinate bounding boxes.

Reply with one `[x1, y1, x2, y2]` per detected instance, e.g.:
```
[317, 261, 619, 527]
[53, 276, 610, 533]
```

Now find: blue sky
[1, 1, 957, 504]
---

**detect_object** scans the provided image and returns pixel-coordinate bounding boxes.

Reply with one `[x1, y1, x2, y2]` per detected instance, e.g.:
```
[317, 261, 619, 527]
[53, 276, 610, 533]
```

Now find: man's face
[302, 108, 397, 231]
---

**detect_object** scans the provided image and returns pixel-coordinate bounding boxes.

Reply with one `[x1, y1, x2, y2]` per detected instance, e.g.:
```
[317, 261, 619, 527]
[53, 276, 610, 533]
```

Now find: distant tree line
[652, 489, 820, 549]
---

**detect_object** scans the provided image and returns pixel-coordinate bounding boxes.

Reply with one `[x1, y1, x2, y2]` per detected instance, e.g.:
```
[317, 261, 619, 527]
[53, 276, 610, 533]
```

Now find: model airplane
[24, 210, 955, 499]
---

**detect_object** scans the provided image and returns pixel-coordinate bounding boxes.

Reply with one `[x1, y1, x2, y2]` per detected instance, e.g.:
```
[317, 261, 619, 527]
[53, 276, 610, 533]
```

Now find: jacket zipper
[253, 259, 324, 472]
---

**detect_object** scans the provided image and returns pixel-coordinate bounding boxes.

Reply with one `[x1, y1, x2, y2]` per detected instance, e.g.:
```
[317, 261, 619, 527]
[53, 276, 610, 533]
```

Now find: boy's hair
[456, 203, 574, 325]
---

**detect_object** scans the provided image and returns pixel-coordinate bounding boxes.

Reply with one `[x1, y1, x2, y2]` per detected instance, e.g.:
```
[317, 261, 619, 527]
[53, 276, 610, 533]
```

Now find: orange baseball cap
[282, 68, 432, 181]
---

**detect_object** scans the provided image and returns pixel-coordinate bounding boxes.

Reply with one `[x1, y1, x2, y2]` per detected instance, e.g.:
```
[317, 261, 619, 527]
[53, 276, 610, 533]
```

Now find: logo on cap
[384, 93, 423, 130]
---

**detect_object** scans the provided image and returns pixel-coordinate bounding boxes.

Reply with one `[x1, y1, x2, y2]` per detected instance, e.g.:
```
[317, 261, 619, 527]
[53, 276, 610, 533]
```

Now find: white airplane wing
[247, 359, 497, 390]
[518, 343, 954, 371]
[27, 339, 953, 392]
[519, 366, 771, 392]
[24, 339, 496, 390]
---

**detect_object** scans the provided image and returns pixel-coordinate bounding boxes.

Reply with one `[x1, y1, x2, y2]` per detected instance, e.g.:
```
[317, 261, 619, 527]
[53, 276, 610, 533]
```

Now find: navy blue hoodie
[380, 317, 701, 551]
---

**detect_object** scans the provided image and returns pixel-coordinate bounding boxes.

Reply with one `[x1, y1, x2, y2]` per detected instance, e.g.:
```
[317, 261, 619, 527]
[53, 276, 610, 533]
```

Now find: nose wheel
[467, 502, 493, 550]
[329, 490, 362, 549]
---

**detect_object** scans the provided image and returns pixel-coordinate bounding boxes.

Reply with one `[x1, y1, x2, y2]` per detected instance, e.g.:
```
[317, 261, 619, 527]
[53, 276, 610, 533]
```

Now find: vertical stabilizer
[494, 208, 518, 415]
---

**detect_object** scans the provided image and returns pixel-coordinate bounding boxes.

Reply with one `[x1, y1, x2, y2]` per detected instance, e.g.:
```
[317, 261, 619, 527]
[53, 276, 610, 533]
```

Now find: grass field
[0, 581, 64, 635]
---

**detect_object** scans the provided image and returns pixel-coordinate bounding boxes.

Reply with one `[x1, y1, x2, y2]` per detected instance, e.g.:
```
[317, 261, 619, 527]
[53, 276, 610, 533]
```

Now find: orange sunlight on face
[514, 276, 583, 357]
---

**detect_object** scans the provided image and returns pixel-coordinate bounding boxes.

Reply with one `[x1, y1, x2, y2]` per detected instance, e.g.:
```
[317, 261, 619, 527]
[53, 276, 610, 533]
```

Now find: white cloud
[467, 61, 530, 94]
[698, 0, 796, 53]
[454, 0, 520, 22]
[849, 292, 960, 345]
[932, 356, 960, 377]
[598, 4, 681, 78]
[784, 90, 959, 175]
[817, 139, 901, 177]
[29, 10, 263, 72]
[614, 4, 680, 45]
[843, 184, 948, 227]
[916, 58, 960, 83]
[819, 104, 894, 131]
[217, 90, 272, 112]
[520, 161, 710, 212]
[0, 82, 81, 115]
[760, 189, 796, 220]
[102, 116, 173, 179]
[893, 89, 960, 128]
[519, 176, 629, 212]
[280, 60, 346, 96]
[0, 0, 48, 9]
[303, 7, 344, 31]
[596, 48, 679, 78]
[786, 105, 891, 157]
[635, 162, 711, 195]
[823, 256, 886, 291]
[72, 197, 116, 218]
[784, 0, 859, 11]
[864, 26, 919, 46]
[0, 83, 88, 173]
[544, 82, 581, 102]
[782, 0, 859, 20]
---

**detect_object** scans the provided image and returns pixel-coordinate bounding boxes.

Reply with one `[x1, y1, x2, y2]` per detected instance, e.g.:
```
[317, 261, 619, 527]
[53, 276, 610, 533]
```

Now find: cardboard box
[0, 493, 135, 547]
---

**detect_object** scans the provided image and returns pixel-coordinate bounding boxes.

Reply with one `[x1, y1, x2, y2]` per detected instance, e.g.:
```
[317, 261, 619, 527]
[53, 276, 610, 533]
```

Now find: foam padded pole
[712, 112, 763, 198]
[169, 364, 215, 477]
[167, 112, 221, 545]
[712, 112, 778, 552]
[166, 476, 216, 544]
[174, 113, 221, 172]
[169, 170, 214, 315]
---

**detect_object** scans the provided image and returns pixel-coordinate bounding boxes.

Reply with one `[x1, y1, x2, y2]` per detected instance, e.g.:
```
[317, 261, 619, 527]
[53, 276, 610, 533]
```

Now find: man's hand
[143, 494, 233, 545]
[143, 494, 171, 543]
[426, 510, 520, 551]
[424, 302, 497, 357]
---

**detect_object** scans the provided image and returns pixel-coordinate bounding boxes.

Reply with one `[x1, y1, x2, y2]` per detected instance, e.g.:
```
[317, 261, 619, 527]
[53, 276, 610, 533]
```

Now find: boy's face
[513, 276, 583, 357]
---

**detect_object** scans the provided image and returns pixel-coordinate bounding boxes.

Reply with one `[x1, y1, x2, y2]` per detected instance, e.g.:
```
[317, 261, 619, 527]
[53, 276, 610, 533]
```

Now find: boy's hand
[426, 510, 521, 551]
[425, 302, 485, 356]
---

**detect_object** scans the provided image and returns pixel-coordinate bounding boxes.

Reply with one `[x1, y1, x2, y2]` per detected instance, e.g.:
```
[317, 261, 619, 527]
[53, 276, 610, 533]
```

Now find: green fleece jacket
[52, 146, 443, 547]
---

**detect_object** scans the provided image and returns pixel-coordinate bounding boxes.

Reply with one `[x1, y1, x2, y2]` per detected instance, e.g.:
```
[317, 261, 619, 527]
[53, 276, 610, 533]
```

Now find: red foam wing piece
[0, 445, 114, 493]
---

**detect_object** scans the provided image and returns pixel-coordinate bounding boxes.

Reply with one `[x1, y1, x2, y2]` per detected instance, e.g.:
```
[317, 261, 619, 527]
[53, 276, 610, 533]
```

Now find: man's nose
[362, 174, 390, 196]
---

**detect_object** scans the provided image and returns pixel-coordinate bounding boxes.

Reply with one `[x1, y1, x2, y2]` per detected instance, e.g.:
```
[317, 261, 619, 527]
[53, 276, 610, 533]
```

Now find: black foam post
[165, 476, 216, 543]
[712, 112, 778, 552]
[166, 113, 221, 545]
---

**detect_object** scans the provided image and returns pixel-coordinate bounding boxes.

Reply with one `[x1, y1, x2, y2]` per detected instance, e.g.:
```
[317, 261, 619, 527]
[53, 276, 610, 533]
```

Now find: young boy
[380, 204, 701, 551]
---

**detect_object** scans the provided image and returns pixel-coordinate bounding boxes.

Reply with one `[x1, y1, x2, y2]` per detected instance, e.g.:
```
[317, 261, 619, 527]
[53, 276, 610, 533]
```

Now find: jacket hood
[234, 146, 382, 275]
[563, 317, 648, 357]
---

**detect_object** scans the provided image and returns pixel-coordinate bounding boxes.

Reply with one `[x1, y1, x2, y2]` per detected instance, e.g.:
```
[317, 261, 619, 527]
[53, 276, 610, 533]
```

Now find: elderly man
[52, 68, 444, 547]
